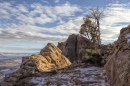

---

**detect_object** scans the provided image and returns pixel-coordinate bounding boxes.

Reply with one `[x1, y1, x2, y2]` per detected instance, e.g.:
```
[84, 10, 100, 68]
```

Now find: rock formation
[58, 34, 94, 62]
[105, 25, 130, 86]
[0, 43, 71, 86]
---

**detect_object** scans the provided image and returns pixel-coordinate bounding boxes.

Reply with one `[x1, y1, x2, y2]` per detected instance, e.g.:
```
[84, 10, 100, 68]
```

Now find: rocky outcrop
[0, 43, 71, 86]
[58, 34, 94, 62]
[105, 25, 130, 86]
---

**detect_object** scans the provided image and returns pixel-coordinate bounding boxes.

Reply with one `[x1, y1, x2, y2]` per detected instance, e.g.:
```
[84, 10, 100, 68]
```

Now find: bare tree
[79, 7, 104, 54]
[89, 7, 104, 49]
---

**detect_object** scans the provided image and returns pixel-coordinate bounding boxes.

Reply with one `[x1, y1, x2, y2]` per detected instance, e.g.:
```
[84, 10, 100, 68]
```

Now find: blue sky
[0, 0, 130, 53]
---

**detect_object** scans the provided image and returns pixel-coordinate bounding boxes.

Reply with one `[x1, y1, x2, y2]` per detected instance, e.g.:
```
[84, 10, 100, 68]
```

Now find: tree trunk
[97, 19, 101, 55]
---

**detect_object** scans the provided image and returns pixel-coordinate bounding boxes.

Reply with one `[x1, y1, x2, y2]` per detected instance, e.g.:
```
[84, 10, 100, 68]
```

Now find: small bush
[82, 49, 103, 66]
[82, 54, 102, 66]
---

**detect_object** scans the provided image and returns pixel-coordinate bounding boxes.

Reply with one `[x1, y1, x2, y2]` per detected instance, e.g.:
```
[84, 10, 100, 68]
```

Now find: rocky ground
[0, 44, 110, 86]
[28, 66, 109, 86]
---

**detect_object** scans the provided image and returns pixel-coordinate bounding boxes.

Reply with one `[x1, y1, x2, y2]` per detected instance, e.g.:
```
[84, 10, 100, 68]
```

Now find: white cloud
[0, 1, 81, 25]
[16, 4, 28, 13]
[100, 3, 130, 44]
[53, 17, 83, 34]
[0, 1, 82, 43]
[41, 0, 51, 6]
[55, 0, 60, 3]
[0, 16, 83, 42]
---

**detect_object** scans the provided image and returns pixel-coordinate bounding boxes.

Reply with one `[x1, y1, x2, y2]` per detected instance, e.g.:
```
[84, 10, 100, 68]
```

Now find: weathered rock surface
[58, 34, 95, 62]
[105, 25, 130, 86]
[28, 66, 109, 86]
[0, 43, 71, 86]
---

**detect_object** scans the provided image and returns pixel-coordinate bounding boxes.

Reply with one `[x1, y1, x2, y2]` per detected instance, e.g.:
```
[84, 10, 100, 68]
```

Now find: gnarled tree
[80, 7, 104, 54]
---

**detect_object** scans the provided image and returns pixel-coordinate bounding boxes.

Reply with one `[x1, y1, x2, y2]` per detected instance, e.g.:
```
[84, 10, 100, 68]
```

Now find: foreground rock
[0, 43, 71, 86]
[105, 25, 130, 86]
[58, 34, 95, 62]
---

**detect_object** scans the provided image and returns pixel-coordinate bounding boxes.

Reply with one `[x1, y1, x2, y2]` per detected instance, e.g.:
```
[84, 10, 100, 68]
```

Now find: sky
[0, 0, 130, 53]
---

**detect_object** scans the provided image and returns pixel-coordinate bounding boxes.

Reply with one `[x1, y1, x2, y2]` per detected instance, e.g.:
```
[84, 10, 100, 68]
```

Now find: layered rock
[58, 34, 94, 62]
[0, 43, 71, 86]
[105, 25, 130, 86]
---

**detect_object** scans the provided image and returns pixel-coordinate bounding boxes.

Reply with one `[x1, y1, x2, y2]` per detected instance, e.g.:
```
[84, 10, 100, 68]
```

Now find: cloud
[55, 0, 60, 3]
[0, 1, 82, 43]
[0, 1, 82, 25]
[0, 28, 68, 42]
[0, 16, 83, 42]
[16, 4, 29, 13]
[41, 0, 50, 5]
[100, 3, 130, 44]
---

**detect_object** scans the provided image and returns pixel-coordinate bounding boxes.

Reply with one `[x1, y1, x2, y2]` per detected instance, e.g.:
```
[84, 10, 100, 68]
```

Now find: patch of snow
[78, 77, 94, 82]
[58, 74, 70, 79]
[125, 33, 130, 43]
[30, 66, 109, 86]
[75, 66, 101, 74]
[31, 77, 46, 86]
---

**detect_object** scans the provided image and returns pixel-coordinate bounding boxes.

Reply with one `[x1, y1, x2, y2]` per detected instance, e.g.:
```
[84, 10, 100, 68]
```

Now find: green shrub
[82, 49, 103, 66]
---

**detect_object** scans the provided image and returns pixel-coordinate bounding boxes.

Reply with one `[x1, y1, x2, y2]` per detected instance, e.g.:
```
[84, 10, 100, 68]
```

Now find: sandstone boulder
[58, 34, 94, 62]
[105, 25, 130, 86]
[0, 43, 71, 86]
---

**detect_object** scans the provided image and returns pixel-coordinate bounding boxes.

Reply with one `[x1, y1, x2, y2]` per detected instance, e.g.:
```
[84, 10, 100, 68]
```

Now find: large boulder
[0, 43, 71, 86]
[58, 34, 94, 62]
[22, 43, 71, 72]
[105, 25, 130, 86]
